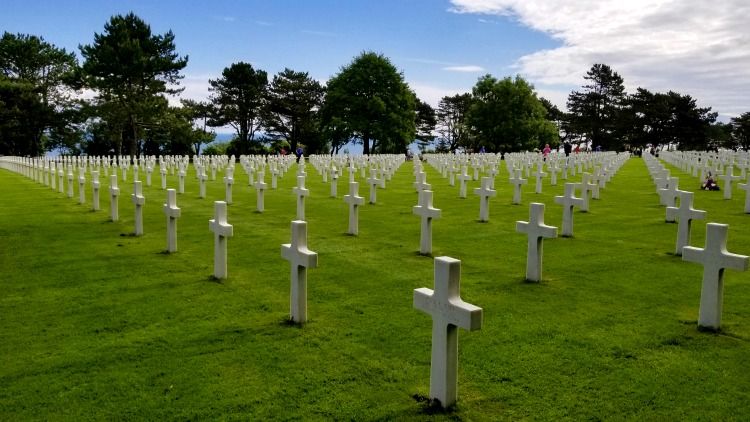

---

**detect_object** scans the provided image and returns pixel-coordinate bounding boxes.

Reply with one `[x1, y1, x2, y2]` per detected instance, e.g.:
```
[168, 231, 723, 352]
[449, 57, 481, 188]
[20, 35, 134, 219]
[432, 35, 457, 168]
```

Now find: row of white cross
[2, 151, 749, 409]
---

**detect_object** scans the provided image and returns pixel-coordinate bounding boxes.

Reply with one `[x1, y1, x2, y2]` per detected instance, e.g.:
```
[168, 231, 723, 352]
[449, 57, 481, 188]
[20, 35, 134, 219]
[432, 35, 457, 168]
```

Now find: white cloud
[409, 83, 466, 107]
[450, 0, 750, 117]
[443, 65, 486, 72]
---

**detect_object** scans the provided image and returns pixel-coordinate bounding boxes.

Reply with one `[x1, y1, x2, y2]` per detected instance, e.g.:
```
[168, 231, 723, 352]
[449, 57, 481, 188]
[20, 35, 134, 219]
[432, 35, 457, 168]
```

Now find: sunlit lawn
[1, 154, 749, 420]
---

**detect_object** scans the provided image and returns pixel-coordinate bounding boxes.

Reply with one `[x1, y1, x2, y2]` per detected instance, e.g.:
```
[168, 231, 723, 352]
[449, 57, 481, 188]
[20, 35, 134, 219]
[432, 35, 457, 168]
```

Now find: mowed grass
[1, 155, 749, 421]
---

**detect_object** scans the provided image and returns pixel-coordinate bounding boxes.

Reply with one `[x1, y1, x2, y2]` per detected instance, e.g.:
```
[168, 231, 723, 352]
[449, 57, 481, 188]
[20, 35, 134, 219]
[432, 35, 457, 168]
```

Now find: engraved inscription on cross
[682, 223, 748, 330]
[414, 257, 483, 409]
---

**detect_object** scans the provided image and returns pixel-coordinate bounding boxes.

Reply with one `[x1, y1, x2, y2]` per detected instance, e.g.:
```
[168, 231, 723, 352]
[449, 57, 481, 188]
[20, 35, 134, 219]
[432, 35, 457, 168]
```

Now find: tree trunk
[363, 130, 371, 155]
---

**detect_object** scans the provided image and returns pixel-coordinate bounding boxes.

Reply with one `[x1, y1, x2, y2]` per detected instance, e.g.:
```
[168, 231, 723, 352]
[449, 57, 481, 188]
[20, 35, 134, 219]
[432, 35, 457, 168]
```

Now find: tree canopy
[207, 62, 267, 155]
[79, 12, 188, 156]
[322, 52, 416, 154]
[0, 32, 78, 156]
[467, 75, 557, 153]
[262, 68, 325, 154]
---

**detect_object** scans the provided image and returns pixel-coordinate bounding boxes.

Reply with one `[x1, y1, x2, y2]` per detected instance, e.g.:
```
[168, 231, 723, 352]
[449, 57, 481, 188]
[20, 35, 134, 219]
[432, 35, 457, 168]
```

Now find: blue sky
[3, 0, 750, 135]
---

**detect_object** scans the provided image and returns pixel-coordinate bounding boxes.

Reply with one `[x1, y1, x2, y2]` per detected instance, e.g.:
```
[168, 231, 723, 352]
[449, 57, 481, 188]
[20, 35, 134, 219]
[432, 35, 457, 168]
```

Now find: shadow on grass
[413, 251, 434, 258]
[119, 233, 138, 237]
[279, 318, 304, 329]
[207, 275, 224, 284]
[522, 278, 548, 285]
[412, 394, 458, 417]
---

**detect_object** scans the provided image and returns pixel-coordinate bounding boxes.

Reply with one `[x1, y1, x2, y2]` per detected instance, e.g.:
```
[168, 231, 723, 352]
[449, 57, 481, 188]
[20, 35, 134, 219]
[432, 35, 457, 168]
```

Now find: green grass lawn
[1, 155, 749, 421]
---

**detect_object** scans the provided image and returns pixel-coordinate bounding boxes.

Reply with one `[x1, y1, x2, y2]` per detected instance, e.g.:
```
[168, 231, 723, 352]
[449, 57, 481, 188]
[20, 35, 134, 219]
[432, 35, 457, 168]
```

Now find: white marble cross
[719, 166, 741, 200]
[554, 183, 584, 237]
[456, 166, 472, 199]
[163, 189, 181, 252]
[109, 175, 119, 221]
[91, 170, 101, 211]
[330, 165, 339, 198]
[509, 168, 527, 205]
[209, 201, 234, 279]
[145, 165, 153, 187]
[282, 220, 318, 324]
[344, 182, 365, 235]
[132, 181, 146, 235]
[160, 166, 168, 189]
[666, 191, 706, 256]
[516, 203, 558, 282]
[177, 165, 186, 194]
[414, 171, 431, 205]
[414, 256, 483, 409]
[658, 177, 681, 208]
[58, 167, 64, 194]
[78, 167, 86, 204]
[413, 190, 442, 255]
[683, 223, 749, 330]
[738, 179, 750, 213]
[223, 167, 234, 204]
[473, 177, 497, 222]
[270, 167, 279, 189]
[197, 165, 208, 198]
[366, 168, 380, 204]
[486, 165, 499, 189]
[531, 164, 547, 194]
[576, 173, 596, 212]
[68, 166, 73, 198]
[254, 172, 268, 212]
[292, 176, 310, 221]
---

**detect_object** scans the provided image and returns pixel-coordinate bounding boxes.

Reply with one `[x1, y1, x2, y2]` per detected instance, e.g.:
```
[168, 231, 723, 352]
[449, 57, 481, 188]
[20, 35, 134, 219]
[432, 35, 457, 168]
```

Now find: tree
[663, 91, 716, 150]
[539, 97, 565, 148]
[80, 12, 188, 156]
[467, 75, 557, 153]
[566, 64, 626, 150]
[322, 52, 416, 154]
[730, 112, 750, 150]
[709, 122, 734, 150]
[207, 62, 267, 155]
[436, 93, 472, 152]
[414, 99, 437, 151]
[262, 68, 325, 154]
[0, 32, 78, 156]
[180, 99, 215, 155]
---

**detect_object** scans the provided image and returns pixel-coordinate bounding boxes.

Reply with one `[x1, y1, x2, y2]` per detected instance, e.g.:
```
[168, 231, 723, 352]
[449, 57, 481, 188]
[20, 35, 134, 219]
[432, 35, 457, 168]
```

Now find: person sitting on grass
[701, 172, 720, 190]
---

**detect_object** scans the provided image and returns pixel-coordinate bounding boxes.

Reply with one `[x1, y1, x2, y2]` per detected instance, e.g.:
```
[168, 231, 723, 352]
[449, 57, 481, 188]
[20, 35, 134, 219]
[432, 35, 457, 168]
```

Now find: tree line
[2, 13, 749, 158]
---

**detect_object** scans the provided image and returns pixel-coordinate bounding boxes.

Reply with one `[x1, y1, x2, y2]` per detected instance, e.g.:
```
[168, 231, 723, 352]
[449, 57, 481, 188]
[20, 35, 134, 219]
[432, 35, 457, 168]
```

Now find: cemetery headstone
[281, 220, 318, 324]
[413, 190, 442, 255]
[132, 181, 146, 235]
[413, 256, 483, 409]
[554, 183, 583, 237]
[163, 189, 181, 252]
[516, 202, 558, 282]
[344, 182, 365, 235]
[683, 223, 749, 330]
[209, 201, 234, 279]
[473, 177, 496, 222]
[666, 191, 706, 256]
